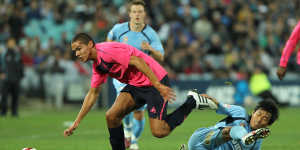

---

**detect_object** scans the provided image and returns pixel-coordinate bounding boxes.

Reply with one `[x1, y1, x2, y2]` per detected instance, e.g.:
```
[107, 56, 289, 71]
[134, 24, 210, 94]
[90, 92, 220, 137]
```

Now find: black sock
[108, 125, 125, 150]
[165, 96, 196, 130]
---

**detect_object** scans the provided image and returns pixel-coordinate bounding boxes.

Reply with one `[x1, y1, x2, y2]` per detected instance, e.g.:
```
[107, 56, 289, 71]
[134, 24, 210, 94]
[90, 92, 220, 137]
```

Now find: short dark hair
[254, 99, 279, 125]
[72, 33, 95, 47]
[128, 0, 146, 12]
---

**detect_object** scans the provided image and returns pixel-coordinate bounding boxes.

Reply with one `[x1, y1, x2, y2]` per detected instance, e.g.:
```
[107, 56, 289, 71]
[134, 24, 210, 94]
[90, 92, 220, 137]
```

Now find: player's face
[7, 38, 16, 49]
[71, 41, 91, 62]
[129, 5, 146, 25]
[250, 109, 272, 130]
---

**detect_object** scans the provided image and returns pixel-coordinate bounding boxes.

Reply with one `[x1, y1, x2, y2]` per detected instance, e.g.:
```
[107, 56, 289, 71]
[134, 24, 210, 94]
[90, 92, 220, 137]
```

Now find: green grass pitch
[1, 107, 299, 150]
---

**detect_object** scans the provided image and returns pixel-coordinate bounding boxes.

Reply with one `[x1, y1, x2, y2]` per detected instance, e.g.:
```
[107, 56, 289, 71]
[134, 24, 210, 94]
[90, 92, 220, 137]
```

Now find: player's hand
[64, 122, 79, 137]
[276, 66, 287, 80]
[0, 73, 5, 80]
[155, 83, 176, 103]
[199, 94, 219, 105]
[141, 41, 151, 51]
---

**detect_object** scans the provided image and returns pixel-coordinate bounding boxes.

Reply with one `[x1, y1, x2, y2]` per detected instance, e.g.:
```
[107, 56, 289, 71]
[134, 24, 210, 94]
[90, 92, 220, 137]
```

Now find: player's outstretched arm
[129, 56, 176, 102]
[64, 87, 101, 137]
[141, 42, 164, 62]
[277, 21, 300, 80]
[276, 66, 287, 80]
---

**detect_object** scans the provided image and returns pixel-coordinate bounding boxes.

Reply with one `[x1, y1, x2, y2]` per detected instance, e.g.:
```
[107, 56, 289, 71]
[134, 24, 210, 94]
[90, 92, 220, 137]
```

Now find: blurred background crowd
[0, 0, 299, 109]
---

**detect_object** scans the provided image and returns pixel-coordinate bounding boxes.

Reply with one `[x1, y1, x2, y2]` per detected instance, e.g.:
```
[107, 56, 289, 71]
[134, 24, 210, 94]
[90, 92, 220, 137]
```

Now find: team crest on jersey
[204, 131, 215, 145]
[122, 36, 128, 43]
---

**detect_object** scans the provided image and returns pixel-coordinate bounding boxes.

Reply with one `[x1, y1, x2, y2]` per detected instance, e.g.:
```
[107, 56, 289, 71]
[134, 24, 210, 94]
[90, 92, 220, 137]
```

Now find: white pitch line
[15, 130, 103, 139]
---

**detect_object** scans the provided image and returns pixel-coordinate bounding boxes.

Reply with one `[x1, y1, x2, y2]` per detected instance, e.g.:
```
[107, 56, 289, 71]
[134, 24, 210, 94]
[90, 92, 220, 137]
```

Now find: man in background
[0, 37, 24, 117]
[250, 67, 289, 107]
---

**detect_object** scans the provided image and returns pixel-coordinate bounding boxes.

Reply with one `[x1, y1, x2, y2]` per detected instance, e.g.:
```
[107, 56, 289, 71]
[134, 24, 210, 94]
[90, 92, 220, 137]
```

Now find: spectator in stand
[0, 37, 24, 117]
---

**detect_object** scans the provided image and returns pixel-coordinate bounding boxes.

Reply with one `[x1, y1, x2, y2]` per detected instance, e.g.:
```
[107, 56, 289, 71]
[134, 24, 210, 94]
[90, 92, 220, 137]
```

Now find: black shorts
[121, 75, 170, 120]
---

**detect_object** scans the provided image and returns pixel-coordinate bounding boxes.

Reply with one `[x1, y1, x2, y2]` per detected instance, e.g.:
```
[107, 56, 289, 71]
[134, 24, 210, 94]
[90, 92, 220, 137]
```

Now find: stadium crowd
[0, 0, 299, 102]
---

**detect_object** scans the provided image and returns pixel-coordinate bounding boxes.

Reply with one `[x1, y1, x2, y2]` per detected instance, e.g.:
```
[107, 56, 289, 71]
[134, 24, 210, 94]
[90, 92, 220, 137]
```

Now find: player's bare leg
[106, 92, 136, 127]
[105, 92, 137, 150]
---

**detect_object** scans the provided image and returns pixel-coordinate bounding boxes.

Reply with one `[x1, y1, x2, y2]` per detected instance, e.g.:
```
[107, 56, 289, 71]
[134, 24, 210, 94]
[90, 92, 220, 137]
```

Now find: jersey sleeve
[216, 103, 248, 118]
[279, 21, 300, 67]
[107, 24, 119, 41]
[149, 28, 164, 55]
[90, 67, 109, 88]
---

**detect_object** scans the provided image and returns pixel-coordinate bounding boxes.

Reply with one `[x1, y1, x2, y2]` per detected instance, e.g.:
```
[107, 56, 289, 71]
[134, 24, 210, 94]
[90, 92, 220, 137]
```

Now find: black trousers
[1, 80, 20, 116]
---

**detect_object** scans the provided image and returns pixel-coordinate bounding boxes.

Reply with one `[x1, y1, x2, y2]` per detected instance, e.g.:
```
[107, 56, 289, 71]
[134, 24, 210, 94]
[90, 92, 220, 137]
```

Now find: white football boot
[129, 143, 139, 150]
[179, 144, 187, 150]
[242, 128, 270, 145]
[187, 89, 218, 110]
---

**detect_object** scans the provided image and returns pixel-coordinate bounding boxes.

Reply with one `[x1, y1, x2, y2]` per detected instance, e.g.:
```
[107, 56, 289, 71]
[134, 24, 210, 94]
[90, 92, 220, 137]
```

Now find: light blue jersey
[188, 103, 262, 150]
[107, 22, 164, 94]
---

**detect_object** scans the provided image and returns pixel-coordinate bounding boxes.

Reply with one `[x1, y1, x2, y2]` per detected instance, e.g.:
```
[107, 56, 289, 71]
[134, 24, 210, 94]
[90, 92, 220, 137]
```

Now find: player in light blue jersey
[186, 93, 279, 150]
[107, 0, 164, 149]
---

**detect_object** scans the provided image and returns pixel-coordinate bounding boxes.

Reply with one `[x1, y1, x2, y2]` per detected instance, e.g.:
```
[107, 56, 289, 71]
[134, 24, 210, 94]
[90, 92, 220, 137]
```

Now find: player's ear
[88, 41, 93, 48]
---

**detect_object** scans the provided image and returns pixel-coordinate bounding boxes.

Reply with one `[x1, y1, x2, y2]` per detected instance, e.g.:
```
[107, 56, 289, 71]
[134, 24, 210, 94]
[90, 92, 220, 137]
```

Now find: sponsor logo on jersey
[231, 140, 242, 150]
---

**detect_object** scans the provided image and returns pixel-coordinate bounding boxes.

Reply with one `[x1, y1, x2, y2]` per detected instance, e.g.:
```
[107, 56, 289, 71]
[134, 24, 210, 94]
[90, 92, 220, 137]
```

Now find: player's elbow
[153, 54, 164, 63]
[129, 56, 143, 66]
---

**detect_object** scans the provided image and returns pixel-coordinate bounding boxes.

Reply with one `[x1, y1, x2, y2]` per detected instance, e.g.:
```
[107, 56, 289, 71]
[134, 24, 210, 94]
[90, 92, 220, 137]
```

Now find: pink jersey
[279, 21, 300, 67]
[90, 42, 168, 88]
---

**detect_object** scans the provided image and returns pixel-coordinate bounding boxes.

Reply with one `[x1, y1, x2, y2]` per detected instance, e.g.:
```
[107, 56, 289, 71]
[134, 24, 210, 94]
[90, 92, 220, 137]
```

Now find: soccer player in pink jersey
[277, 21, 300, 80]
[63, 33, 218, 150]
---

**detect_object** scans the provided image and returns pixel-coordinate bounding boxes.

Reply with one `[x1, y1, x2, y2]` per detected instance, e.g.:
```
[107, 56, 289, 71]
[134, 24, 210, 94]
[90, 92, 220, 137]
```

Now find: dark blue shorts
[121, 75, 170, 120]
